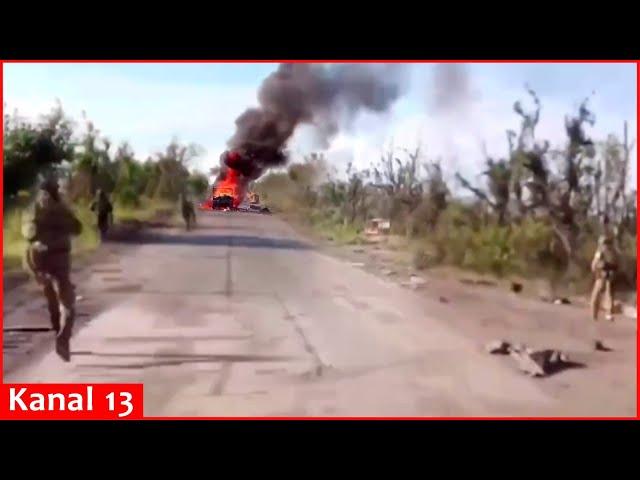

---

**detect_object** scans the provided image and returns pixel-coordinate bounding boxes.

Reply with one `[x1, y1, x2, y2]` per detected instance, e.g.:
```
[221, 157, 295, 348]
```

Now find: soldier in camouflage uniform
[22, 177, 83, 361]
[90, 189, 113, 240]
[589, 230, 619, 350]
[179, 193, 196, 231]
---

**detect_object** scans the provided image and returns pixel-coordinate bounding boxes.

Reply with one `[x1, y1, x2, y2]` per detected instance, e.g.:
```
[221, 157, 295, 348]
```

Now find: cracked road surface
[3, 212, 636, 416]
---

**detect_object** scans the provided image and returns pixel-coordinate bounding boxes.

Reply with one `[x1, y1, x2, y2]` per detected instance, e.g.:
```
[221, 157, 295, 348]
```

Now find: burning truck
[199, 150, 270, 213]
[199, 65, 405, 214]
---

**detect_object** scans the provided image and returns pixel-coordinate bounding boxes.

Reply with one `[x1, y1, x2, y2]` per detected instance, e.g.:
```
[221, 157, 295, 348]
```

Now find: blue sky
[3, 62, 636, 186]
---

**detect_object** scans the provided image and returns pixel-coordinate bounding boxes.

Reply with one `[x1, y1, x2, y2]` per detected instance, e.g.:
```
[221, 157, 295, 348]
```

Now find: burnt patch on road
[104, 284, 143, 293]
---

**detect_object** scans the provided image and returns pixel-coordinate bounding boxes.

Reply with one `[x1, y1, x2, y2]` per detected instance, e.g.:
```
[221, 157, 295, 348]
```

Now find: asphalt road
[3, 211, 636, 416]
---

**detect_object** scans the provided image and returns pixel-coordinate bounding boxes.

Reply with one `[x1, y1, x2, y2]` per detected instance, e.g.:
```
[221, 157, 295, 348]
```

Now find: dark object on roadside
[511, 282, 523, 293]
[485, 340, 511, 355]
[553, 298, 571, 305]
[594, 340, 613, 352]
[439, 296, 449, 304]
[510, 348, 574, 377]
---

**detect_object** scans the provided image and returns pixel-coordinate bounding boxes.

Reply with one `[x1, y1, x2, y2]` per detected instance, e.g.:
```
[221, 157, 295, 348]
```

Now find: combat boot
[56, 335, 71, 362]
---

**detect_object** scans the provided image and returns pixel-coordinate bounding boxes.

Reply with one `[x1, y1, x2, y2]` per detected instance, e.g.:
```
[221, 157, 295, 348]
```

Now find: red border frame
[0, 59, 638, 421]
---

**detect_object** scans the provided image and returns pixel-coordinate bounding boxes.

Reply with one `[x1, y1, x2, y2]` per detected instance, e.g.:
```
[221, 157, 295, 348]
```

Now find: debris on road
[485, 340, 573, 377]
[510, 348, 570, 377]
[439, 296, 449, 304]
[381, 268, 396, 276]
[595, 340, 613, 352]
[553, 298, 571, 305]
[511, 282, 523, 293]
[350, 262, 365, 268]
[352, 247, 365, 253]
[485, 340, 511, 355]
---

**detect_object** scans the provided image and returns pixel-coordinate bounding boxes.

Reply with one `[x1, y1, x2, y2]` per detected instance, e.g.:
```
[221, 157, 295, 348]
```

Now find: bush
[509, 218, 554, 275]
[3, 202, 100, 271]
[116, 185, 140, 207]
[412, 244, 438, 270]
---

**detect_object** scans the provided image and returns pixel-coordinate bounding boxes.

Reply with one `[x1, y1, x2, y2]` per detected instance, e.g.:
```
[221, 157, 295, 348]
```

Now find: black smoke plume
[217, 63, 406, 183]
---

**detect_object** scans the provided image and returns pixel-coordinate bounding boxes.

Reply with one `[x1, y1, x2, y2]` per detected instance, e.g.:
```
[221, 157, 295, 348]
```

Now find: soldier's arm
[21, 205, 38, 242]
[63, 206, 83, 236]
[591, 249, 602, 273]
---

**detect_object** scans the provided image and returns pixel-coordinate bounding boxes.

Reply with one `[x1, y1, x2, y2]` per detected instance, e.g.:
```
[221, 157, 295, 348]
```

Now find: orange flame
[213, 167, 246, 207]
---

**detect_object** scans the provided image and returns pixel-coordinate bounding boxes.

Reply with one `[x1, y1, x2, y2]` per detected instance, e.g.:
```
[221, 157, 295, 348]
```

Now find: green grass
[3, 196, 178, 273]
[3, 209, 27, 271]
[3, 204, 100, 272]
[113, 196, 176, 223]
[305, 211, 362, 245]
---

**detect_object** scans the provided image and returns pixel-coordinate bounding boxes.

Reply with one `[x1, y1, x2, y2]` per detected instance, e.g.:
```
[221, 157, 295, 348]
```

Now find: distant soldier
[90, 189, 113, 240]
[179, 193, 196, 231]
[22, 177, 83, 361]
[589, 229, 619, 350]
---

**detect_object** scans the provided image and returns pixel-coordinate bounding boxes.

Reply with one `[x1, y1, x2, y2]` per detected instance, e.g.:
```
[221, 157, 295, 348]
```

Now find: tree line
[256, 88, 637, 294]
[3, 101, 210, 208]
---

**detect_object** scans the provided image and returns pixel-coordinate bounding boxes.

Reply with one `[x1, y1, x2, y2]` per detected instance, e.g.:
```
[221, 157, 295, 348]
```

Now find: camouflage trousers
[590, 274, 615, 321]
[182, 209, 196, 230]
[97, 212, 110, 239]
[27, 249, 76, 341]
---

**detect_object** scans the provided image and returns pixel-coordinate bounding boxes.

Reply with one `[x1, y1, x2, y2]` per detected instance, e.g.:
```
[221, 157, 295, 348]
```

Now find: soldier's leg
[590, 277, 604, 321]
[42, 278, 61, 334]
[51, 275, 75, 362]
[49, 256, 75, 361]
[99, 215, 109, 239]
[604, 278, 614, 321]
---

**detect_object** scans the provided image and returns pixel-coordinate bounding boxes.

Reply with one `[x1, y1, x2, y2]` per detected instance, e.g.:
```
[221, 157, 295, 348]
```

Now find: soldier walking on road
[22, 177, 83, 361]
[180, 193, 196, 231]
[589, 227, 619, 351]
[90, 189, 113, 240]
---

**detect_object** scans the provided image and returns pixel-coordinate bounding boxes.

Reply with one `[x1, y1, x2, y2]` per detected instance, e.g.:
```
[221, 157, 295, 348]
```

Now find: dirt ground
[3, 212, 637, 417]
[290, 223, 638, 416]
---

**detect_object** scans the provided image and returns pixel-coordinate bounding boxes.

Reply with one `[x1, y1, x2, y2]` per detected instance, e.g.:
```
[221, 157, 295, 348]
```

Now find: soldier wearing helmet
[90, 188, 113, 240]
[22, 175, 82, 361]
[179, 191, 196, 231]
[589, 225, 619, 349]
